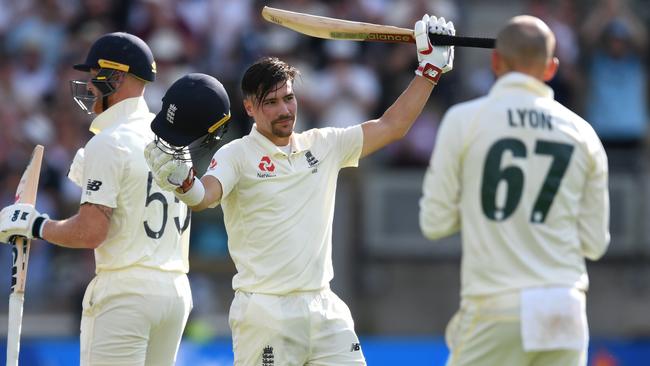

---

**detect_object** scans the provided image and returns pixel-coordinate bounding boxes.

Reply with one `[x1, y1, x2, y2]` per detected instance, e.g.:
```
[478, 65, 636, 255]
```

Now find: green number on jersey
[481, 138, 574, 223]
[530, 141, 574, 222]
[481, 138, 526, 221]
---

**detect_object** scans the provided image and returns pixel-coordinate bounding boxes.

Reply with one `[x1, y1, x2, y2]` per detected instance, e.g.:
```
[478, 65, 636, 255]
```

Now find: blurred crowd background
[0, 0, 649, 350]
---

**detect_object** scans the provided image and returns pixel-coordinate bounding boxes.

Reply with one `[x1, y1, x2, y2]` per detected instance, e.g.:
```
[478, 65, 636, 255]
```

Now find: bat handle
[429, 34, 495, 49]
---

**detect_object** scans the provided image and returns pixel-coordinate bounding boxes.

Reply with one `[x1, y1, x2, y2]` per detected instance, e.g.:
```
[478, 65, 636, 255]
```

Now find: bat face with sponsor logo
[261, 6, 495, 49]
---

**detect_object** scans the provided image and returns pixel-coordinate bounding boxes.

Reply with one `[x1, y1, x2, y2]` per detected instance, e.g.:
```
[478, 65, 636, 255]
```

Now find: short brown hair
[241, 57, 299, 106]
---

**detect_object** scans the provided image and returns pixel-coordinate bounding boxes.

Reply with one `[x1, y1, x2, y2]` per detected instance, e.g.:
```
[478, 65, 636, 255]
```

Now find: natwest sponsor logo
[258, 156, 275, 172]
[257, 156, 276, 178]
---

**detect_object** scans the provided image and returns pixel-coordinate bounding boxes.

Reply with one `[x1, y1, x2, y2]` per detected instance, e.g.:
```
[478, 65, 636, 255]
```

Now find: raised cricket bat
[262, 6, 495, 48]
[6, 145, 44, 366]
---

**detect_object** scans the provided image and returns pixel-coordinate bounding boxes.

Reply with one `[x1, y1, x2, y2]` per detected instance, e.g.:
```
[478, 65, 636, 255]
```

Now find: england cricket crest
[262, 345, 274, 366]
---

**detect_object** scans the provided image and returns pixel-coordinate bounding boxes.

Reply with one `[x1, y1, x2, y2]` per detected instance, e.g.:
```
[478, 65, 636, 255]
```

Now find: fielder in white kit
[419, 16, 610, 366]
[0, 33, 194, 366]
[145, 14, 455, 366]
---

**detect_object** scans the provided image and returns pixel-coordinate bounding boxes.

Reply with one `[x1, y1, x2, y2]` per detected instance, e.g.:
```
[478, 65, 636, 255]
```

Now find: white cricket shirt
[205, 124, 363, 294]
[419, 72, 610, 297]
[79, 97, 191, 273]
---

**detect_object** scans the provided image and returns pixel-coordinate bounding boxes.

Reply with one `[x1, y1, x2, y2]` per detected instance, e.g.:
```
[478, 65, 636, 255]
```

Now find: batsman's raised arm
[360, 15, 455, 158]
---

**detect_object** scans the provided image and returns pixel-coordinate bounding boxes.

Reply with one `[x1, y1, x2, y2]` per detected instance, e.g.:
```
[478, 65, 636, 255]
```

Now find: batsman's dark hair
[241, 57, 299, 106]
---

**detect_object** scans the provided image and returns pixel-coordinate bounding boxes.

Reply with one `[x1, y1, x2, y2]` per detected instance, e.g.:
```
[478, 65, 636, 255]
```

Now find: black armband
[32, 216, 48, 239]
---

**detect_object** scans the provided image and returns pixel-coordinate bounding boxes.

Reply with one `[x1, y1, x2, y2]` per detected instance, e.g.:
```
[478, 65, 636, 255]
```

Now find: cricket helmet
[70, 32, 156, 114]
[151, 73, 231, 161]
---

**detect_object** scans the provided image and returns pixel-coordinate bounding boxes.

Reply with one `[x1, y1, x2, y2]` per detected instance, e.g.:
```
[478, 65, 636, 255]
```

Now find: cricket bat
[6, 145, 44, 366]
[262, 6, 495, 48]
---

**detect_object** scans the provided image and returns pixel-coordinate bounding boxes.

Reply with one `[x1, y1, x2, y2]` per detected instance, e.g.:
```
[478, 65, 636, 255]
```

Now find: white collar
[89, 96, 150, 135]
[489, 72, 554, 99]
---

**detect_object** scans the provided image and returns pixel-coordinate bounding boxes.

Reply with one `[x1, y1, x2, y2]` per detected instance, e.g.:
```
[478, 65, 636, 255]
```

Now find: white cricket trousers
[80, 267, 193, 366]
[445, 290, 586, 366]
[229, 288, 366, 366]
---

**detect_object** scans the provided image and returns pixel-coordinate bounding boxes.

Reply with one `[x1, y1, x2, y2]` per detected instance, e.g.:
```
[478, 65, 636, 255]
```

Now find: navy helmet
[151, 73, 231, 162]
[74, 32, 156, 82]
[71, 32, 156, 114]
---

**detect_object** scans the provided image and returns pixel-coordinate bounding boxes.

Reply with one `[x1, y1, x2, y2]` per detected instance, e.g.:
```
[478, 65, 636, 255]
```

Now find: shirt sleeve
[80, 134, 126, 208]
[203, 142, 240, 200]
[418, 108, 463, 240]
[334, 125, 363, 168]
[578, 136, 610, 260]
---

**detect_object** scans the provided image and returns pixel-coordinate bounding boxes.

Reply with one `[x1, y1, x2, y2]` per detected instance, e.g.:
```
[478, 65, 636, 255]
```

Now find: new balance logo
[166, 104, 178, 124]
[86, 180, 103, 192]
[262, 345, 274, 366]
[350, 343, 361, 352]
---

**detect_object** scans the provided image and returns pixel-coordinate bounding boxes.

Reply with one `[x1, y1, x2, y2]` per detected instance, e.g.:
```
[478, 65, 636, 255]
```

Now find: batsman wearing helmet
[0, 32, 194, 365]
[146, 15, 454, 366]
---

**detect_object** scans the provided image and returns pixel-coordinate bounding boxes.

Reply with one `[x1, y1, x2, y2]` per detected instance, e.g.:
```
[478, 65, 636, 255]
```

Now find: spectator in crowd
[581, 0, 648, 171]
[308, 41, 381, 129]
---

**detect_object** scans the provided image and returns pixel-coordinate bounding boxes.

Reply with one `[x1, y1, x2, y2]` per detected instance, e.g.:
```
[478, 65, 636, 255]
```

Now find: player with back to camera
[0, 33, 231, 365]
[419, 15, 610, 366]
[144, 14, 454, 366]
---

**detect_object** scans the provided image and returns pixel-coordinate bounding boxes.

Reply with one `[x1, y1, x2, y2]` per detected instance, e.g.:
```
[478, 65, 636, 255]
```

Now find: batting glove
[144, 141, 192, 191]
[0, 203, 49, 242]
[414, 14, 455, 84]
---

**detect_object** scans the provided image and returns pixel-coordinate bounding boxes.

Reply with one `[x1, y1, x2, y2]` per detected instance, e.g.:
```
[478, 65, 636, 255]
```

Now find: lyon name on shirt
[508, 108, 552, 130]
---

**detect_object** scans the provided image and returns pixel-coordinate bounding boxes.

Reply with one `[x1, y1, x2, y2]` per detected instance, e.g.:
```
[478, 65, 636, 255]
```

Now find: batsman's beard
[271, 116, 295, 138]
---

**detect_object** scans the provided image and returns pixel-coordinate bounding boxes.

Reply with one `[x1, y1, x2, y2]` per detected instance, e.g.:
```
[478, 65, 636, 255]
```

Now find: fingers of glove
[150, 164, 178, 191]
[167, 163, 191, 187]
[154, 160, 190, 189]
[429, 17, 455, 73]
[158, 160, 178, 180]
[429, 17, 451, 35]
[0, 203, 36, 220]
[414, 16, 432, 53]
[435, 17, 455, 36]
[0, 203, 37, 233]
[151, 148, 174, 173]
[446, 20, 456, 36]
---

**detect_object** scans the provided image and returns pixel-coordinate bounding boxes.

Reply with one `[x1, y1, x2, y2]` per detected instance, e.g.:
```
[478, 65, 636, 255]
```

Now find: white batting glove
[0, 203, 49, 242]
[414, 14, 455, 84]
[144, 141, 192, 191]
